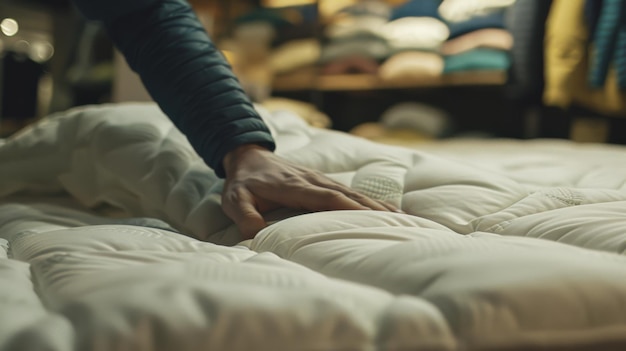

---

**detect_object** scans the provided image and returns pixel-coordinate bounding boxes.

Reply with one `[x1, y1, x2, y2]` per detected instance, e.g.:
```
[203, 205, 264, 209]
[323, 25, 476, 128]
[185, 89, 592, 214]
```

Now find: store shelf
[272, 70, 508, 92]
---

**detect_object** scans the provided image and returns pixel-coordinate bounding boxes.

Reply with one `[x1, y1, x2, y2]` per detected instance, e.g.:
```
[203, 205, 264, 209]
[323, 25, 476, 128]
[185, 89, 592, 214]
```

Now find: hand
[221, 144, 399, 239]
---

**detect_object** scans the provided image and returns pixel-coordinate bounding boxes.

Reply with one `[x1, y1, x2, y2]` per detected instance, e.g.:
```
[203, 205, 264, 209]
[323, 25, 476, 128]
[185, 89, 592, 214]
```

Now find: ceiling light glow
[1, 18, 19, 37]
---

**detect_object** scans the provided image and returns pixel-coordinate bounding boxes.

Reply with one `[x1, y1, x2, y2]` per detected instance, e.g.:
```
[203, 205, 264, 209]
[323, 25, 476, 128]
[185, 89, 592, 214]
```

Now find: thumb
[228, 189, 267, 240]
[237, 209, 267, 240]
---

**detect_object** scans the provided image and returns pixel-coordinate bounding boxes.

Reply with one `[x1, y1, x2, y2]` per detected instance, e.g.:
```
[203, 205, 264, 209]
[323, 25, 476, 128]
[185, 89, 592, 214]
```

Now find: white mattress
[1, 103, 626, 351]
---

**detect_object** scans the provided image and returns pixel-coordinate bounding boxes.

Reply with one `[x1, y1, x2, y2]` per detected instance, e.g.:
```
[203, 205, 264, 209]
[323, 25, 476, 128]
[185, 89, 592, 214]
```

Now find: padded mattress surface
[1, 103, 626, 351]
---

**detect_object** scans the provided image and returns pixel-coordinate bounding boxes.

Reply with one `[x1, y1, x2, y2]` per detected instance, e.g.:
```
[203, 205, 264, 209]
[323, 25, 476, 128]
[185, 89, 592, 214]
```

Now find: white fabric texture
[378, 51, 445, 82]
[381, 17, 450, 52]
[438, 0, 517, 23]
[1, 103, 626, 351]
[324, 15, 388, 40]
[270, 39, 321, 74]
[320, 36, 391, 63]
[380, 102, 451, 137]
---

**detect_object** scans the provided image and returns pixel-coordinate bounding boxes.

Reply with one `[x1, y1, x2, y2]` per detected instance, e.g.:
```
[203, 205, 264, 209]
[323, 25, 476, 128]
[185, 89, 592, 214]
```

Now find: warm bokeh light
[0, 18, 19, 37]
[30, 41, 54, 62]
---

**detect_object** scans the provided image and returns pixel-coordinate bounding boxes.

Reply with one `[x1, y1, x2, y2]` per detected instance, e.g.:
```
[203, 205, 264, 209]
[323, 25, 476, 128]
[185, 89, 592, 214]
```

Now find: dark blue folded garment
[446, 11, 506, 39]
[391, 0, 443, 20]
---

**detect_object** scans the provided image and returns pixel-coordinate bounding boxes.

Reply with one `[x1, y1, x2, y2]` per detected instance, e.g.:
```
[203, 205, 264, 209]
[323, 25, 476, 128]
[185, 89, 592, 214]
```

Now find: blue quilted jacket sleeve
[72, 0, 276, 178]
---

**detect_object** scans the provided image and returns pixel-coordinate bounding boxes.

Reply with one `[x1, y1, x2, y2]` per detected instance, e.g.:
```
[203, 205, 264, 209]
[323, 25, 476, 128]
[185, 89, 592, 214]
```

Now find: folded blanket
[379, 51, 444, 81]
[382, 17, 450, 52]
[443, 48, 511, 73]
[320, 35, 391, 63]
[270, 39, 320, 74]
[441, 28, 513, 56]
[439, 0, 516, 23]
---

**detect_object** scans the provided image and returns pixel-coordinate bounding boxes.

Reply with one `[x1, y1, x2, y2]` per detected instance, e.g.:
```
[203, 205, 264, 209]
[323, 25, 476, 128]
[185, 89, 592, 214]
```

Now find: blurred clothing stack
[260, 0, 518, 85]
[377, 2, 449, 81]
[318, 0, 451, 82]
[321, 1, 392, 76]
[437, 0, 515, 75]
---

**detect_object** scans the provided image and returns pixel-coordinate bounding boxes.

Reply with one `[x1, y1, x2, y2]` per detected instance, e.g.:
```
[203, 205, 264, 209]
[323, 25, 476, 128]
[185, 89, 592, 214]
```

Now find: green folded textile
[443, 48, 510, 73]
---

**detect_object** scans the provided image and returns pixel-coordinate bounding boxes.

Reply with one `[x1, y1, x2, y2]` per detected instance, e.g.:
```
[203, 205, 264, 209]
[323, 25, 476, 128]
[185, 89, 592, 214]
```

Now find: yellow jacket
[544, 0, 626, 116]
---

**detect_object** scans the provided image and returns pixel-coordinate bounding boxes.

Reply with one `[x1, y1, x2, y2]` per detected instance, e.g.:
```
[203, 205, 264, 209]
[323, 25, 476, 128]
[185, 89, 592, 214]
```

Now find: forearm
[77, 0, 275, 177]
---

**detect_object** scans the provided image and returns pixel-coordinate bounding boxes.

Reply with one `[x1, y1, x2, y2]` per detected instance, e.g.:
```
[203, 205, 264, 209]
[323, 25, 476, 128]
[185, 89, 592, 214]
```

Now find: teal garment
[235, 8, 292, 28]
[72, 0, 276, 178]
[587, 0, 626, 89]
[443, 48, 511, 73]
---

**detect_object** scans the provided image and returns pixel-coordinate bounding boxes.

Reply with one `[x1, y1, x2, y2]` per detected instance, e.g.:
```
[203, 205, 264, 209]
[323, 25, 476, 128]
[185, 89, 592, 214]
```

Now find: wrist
[223, 144, 270, 176]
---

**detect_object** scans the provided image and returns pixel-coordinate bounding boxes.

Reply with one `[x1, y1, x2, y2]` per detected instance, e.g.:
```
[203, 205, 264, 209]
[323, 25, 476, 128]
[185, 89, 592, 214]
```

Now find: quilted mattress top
[0, 103, 625, 351]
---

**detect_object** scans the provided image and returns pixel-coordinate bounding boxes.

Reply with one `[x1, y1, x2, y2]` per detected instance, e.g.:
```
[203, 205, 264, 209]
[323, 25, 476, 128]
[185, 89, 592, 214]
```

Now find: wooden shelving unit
[273, 70, 508, 91]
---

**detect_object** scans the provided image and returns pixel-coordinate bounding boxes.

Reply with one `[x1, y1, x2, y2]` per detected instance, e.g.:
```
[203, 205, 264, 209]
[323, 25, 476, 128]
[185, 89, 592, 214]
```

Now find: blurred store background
[1, 0, 625, 145]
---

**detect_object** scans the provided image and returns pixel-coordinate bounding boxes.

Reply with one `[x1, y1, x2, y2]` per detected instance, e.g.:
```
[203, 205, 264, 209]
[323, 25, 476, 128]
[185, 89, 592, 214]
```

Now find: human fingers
[222, 184, 267, 239]
[251, 176, 373, 212]
[248, 167, 399, 213]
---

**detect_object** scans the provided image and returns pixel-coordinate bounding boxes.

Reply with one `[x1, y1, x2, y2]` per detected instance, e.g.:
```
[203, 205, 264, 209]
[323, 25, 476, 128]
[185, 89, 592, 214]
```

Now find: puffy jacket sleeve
[72, 0, 276, 177]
